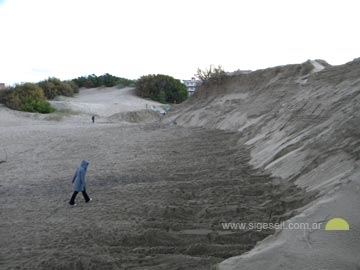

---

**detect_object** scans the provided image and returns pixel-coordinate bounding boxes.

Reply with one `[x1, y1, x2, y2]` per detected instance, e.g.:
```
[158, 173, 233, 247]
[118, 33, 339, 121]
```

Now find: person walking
[69, 160, 92, 206]
[91, 115, 95, 123]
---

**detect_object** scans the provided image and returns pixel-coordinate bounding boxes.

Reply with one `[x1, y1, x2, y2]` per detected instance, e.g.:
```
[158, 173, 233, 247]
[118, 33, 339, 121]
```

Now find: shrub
[38, 77, 76, 99]
[1, 83, 55, 113]
[196, 65, 226, 85]
[38, 81, 57, 99]
[135, 74, 188, 103]
[22, 98, 55, 113]
[0, 88, 11, 104]
[66, 80, 80, 94]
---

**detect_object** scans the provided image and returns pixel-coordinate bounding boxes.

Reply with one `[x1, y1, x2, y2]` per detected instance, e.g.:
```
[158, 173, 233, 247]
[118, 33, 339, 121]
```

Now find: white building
[0, 83, 6, 90]
[182, 78, 200, 96]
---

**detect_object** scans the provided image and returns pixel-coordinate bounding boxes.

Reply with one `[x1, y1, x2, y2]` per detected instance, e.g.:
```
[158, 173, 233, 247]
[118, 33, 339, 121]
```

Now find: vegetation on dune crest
[0, 77, 79, 113]
[38, 77, 79, 100]
[135, 74, 188, 103]
[0, 83, 55, 113]
[196, 65, 226, 85]
[0, 73, 134, 113]
[72, 73, 136, 89]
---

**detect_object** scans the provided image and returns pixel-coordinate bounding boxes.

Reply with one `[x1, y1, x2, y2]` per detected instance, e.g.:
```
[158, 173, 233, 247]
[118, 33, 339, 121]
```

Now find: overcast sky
[0, 0, 359, 85]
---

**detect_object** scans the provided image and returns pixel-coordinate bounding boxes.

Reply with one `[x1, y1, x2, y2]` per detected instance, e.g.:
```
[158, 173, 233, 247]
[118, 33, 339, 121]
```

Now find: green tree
[135, 74, 188, 103]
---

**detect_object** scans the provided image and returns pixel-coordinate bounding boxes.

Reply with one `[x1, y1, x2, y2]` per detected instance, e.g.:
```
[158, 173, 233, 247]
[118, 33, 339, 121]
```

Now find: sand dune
[166, 59, 360, 270]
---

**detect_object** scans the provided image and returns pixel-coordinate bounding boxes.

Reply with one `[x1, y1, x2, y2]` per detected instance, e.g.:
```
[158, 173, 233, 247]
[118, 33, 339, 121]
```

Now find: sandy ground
[2, 58, 360, 270]
[0, 88, 311, 269]
[49, 87, 164, 117]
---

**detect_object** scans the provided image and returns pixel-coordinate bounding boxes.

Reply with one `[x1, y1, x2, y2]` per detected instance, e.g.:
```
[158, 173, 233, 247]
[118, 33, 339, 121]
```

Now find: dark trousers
[69, 189, 90, 205]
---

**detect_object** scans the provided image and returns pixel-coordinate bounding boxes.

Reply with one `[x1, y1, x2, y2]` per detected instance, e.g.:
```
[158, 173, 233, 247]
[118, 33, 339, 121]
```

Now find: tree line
[72, 73, 135, 89]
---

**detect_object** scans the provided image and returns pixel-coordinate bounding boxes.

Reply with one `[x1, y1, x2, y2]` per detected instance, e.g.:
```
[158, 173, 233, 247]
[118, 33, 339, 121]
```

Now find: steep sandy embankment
[165, 60, 360, 269]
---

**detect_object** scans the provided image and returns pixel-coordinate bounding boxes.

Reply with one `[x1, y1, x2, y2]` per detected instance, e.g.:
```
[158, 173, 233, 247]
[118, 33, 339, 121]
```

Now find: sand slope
[165, 59, 360, 269]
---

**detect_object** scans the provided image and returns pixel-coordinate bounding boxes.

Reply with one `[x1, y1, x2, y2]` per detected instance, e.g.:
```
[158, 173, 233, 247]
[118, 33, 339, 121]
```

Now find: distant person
[91, 115, 95, 123]
[69, 160, 92, 206]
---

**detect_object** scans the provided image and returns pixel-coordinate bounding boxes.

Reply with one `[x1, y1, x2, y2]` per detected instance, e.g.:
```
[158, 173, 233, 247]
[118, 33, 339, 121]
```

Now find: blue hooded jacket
[72, 160, 89, 192]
